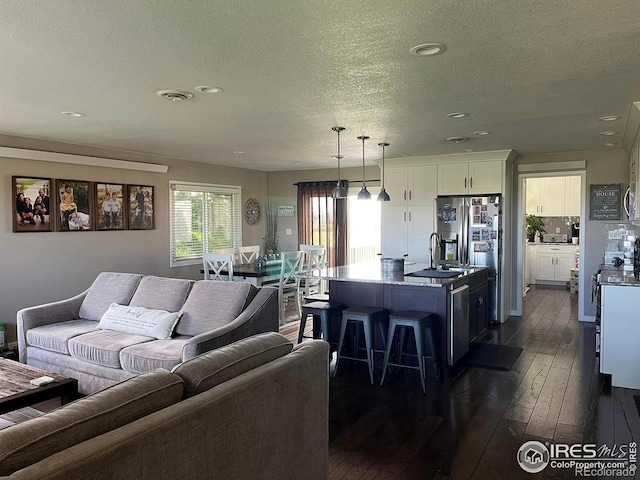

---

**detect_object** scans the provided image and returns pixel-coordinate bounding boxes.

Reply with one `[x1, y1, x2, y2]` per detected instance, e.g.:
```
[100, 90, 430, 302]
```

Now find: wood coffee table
[0, 358, 78, 415]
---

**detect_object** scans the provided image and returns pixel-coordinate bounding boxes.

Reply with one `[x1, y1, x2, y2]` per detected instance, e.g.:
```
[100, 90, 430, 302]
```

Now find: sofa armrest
[182, 286, 278, 360]
[17, 290, 88, 363]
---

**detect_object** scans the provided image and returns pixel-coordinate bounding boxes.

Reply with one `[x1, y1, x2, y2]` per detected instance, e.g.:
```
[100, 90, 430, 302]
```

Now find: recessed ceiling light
[473, 130, 491, 136]
[60, 111, 85, 117]
[233, 151, 246, 155]
[409, 43, 446, 57]
[156, 89, 193, 102]
[600, 131, 619, 136]
[195, 85, 224, 94]
[463, 149, 476, 152]
[295, 162, 303, 165]
[599, 115, 621, 122]
[446, 112, 469, 119]
[602, 142, 617, 147]
[446, 136, 468, 143]
[401, 154, 412, 157]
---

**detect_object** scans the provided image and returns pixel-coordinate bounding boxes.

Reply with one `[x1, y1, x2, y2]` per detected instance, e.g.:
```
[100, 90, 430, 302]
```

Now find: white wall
[0, 135, 267, 343]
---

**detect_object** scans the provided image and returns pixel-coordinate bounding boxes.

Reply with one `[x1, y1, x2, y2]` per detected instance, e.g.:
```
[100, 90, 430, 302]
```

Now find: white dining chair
[239, 245, 260, 264]
[212, 247, 238, 264]
[299, 246, 327, 297]
[203, 253, 234, 281]
[277, 251, 305, 325]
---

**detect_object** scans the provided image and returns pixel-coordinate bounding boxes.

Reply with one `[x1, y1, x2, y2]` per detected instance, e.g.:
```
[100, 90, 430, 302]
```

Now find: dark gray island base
[307, 262, 489, 368]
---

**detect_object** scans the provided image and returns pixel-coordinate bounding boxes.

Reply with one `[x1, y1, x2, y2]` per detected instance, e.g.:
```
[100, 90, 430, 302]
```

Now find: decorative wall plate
[244, 198, 261, 225]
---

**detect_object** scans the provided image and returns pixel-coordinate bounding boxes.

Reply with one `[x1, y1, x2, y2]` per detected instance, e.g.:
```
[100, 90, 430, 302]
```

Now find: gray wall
[1, 135, 267, 343]
[515, 148, 630, 318]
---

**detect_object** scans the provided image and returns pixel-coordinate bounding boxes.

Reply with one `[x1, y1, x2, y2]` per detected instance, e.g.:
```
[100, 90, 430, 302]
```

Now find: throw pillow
[98, 303, 182, 340]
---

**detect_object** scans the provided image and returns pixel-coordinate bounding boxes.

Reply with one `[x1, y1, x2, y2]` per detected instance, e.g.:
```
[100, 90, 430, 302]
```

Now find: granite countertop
[599, 264, 640, 287]
[303, 261, 488, 288]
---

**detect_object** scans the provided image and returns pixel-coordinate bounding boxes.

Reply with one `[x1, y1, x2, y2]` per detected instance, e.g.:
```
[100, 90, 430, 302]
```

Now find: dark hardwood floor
[282, 286, 640, 480]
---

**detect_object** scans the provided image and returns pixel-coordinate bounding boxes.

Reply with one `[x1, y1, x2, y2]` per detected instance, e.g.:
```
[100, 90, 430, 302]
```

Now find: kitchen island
[598, 265, 640, 389]
[305, 261, 489, 366]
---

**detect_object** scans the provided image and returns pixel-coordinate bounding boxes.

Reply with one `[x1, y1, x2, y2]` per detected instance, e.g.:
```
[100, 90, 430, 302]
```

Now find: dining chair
[239, 245, 260, 264]
[212, 247, 238, 264]
[277, 251, 305, 325]
[203, 253, 234, 281]
[299, 245, 327, 297]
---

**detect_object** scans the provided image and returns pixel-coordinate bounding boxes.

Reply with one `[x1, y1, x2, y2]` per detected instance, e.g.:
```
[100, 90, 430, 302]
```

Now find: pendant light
[377, 142, 391, 202]
[331, 126, 348, 199]
[357, 135, 371, 200]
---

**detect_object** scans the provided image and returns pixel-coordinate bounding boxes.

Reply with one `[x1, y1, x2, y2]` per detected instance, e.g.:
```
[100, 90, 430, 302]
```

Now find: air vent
[156, 90, 194, 102]
[446, 136, 468, 143]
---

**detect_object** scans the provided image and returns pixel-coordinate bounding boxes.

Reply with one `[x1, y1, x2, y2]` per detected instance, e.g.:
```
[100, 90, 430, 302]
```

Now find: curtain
[297, 181, 348, 267]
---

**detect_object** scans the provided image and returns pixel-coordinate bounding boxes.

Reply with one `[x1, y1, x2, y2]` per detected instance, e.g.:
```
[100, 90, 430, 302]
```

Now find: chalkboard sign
[590, 184, 622, 220]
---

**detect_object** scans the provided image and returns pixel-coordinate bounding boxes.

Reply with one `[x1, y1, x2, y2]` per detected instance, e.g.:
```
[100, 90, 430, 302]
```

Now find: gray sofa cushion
[172, 332, 293, 397]
[128, 276, 193, 313]
[175, 280, 258, 336]
[79, 272, 143, 321]
[0, 369, 184, 476]
[120, 336, 191, 374]
[26, 320, 97, 355]
[68, 330, 153, 368]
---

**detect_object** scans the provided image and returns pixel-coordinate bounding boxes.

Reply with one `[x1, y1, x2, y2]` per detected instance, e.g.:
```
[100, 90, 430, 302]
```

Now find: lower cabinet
[531, 245, 576, 283]
[381, 205, 434, 262]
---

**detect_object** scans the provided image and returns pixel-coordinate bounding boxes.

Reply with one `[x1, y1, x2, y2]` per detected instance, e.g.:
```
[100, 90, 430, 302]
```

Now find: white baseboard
[580, 315, 596, 323]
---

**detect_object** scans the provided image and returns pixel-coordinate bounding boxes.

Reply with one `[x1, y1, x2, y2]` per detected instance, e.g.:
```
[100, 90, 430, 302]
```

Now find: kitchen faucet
[429, 232, 440, 270]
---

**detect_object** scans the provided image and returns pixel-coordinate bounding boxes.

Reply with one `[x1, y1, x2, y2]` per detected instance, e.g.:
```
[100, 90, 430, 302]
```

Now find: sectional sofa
[0, 332, 329, 480]
[17, 272, 279, 394]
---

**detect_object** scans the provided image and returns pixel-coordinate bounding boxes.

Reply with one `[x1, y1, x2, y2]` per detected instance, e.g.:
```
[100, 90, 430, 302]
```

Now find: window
[347, 187, 381, 263]
[170, 181, 242, 266]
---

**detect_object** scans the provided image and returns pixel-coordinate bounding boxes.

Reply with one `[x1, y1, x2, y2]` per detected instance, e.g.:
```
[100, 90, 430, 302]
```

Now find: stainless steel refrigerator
[435, 195, 502, 322]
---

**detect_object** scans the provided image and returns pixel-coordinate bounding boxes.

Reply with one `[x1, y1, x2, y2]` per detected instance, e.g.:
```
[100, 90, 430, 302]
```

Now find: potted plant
[526, 214, 546, 242]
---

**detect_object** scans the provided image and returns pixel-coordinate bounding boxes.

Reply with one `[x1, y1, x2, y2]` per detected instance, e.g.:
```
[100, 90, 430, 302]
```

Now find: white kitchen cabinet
[526, 244, 537, 286]
[381, 204, 434, 262]
[526, 176, 580, 216]
[532, 245, 576, 283]
[384, 165, 437, 206]
[600, 285, 640, 388]
[437, 161, 502, 196]
[564, 176, 581, 217]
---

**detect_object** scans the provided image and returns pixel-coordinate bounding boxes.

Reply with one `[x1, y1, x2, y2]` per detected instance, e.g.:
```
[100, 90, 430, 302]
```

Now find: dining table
[202, 261, 282, 286]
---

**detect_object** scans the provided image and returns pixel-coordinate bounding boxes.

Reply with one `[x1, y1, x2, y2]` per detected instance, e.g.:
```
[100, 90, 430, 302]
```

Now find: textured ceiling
[1, 1, 639, 170]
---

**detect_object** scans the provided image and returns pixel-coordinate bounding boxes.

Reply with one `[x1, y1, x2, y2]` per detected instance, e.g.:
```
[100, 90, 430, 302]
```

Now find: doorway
[515, 170, 587, 320]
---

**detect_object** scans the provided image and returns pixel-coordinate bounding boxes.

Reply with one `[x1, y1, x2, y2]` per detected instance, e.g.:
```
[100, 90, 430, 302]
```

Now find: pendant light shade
[357, 135, 371, 200]
[331, 126, 348, 199]
[377, 142, 391, 202]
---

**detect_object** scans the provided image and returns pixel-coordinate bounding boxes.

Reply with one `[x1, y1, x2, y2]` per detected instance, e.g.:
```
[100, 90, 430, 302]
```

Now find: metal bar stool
[333, 307, 389, 385]
[298, 301, 344, 345]
[380, 311, 439, 394]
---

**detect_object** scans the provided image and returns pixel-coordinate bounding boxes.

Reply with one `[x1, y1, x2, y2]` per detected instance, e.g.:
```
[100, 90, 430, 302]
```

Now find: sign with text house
[589, 184, 622, 220]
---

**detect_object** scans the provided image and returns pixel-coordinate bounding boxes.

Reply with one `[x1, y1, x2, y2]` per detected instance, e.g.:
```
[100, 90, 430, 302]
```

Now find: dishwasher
[448, 284, 470, 365]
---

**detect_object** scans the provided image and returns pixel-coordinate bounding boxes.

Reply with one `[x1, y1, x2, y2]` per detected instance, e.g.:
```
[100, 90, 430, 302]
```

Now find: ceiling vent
[156, 90, 194, 102]
[446, 136, 468, 143]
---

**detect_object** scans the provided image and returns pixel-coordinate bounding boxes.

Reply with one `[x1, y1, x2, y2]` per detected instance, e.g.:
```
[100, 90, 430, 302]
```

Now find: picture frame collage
[12, 176, 154, 233]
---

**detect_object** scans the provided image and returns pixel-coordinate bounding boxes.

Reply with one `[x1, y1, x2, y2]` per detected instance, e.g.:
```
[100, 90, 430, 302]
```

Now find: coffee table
[0, 358, 78, 415]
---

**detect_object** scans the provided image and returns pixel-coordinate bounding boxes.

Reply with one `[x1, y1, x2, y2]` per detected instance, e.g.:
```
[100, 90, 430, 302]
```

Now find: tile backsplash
[540, 216, 580, 239]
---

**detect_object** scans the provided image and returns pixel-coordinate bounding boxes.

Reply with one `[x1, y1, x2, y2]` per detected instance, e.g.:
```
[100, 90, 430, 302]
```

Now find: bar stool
[380, 311, 439, 394]
[333, 307, 389, 385]
[298, 301, 344, 345]
[304, 293, 330, 304]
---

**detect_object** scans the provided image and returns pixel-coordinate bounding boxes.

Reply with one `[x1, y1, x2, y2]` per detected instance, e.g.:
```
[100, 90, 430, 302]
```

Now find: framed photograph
[127, 185, 154, 230]
[55, 179, 93, 231]
[95, 183, 125, 230]
[12, 176, 54, 233]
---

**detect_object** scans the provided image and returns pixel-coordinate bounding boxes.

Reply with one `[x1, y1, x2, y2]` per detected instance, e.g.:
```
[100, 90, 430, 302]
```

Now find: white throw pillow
[98, 303, 182, 340]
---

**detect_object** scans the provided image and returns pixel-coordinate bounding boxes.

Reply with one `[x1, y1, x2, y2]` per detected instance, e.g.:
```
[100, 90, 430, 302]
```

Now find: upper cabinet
[384, 165, 437, 206]
[526, 176, 580, 217]
[437, 160, 503, 196]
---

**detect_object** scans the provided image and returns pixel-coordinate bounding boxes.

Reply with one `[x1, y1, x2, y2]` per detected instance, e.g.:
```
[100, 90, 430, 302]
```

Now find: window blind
[170, 181, 242, 266]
